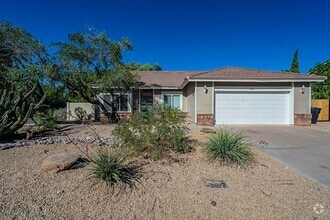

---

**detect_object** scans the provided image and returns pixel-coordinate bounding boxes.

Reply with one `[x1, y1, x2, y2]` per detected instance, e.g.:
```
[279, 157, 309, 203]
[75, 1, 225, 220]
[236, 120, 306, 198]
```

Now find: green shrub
[74, 107, 91, 121]
[113, 105, 191, 160]
[53, 108, 67, 121]
[33, 109, 58, 129]
[89, 148, 139, 187]
[205, 128, 254, 166]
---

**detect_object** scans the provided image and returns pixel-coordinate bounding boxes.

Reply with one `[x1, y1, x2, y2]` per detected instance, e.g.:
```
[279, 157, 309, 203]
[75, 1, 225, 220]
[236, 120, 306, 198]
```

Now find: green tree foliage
[310, 60, 330, 99]
[126, 62, 162, 71]
[0, 21, 48, 87]
[289, 49, 300, 73]
[0, 21, 47, 136]
[152, 63, 162, 71]
[51, 29, 139, 122]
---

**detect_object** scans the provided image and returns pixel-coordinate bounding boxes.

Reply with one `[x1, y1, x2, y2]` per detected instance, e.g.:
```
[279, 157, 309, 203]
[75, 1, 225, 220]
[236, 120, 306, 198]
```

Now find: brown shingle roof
[189, 67, 325, 81]
[135, 71, 201, 87]
[134, 67, 326, 89]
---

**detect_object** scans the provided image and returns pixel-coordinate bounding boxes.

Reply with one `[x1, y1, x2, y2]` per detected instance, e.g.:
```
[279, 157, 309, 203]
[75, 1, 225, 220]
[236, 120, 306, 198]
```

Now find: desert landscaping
[1, 4, 330, 220]
[0, 123, 329, 220]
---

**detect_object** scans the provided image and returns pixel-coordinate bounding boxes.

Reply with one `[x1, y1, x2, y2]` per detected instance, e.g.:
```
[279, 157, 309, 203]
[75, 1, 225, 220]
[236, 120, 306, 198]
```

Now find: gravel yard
[0, 124, 329, 219]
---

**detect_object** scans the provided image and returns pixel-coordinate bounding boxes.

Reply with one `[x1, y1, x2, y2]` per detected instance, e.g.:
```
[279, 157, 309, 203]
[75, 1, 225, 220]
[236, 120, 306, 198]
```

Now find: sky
[1, 0, 330, 73]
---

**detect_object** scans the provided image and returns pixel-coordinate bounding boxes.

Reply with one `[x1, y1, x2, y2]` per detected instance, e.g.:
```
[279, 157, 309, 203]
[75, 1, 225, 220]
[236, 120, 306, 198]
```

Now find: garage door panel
[215, 91, 289, 125]
[241, 109, 250, 115]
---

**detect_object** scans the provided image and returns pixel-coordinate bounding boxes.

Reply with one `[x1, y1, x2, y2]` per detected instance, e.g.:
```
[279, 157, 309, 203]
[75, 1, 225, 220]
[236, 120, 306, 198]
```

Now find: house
[99, 67, 326, 126]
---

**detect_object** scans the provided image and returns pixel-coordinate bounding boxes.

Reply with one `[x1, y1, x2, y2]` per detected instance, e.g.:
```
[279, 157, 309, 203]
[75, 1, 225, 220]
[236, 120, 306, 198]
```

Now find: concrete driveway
[232, 125, 330, 188]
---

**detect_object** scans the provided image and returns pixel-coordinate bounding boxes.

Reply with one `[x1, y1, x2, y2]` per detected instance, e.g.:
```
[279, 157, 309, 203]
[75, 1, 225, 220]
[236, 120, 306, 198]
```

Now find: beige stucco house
[100, 67, 326, 126]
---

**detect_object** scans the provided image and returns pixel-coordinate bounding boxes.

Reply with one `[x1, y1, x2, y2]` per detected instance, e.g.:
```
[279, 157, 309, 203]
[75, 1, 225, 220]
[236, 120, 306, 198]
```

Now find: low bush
[53, 108, 67, 121]
[113, 105, 191, 160]
[33, 109, 58, 129]
[204, 128, 254, 166]
[74, 107, 91, 121]
[89, 148, 139, 187]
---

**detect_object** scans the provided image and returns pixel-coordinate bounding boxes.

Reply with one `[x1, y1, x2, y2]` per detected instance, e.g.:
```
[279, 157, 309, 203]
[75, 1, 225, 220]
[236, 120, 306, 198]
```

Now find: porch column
[139, 89, 141, 112]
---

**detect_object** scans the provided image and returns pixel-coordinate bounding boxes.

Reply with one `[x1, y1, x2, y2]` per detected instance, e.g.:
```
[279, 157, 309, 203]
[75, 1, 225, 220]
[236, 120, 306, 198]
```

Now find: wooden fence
[311, 99, 329, 121]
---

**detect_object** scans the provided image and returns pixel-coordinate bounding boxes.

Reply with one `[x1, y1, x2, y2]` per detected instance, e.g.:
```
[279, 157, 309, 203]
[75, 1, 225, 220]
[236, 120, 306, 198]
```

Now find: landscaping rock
[205, 179, 229, 188]
[56, 189, 65, 197]
[1, 137, 115, 150]
[41, 153, 81, 173]
[201, 128, 216, 133]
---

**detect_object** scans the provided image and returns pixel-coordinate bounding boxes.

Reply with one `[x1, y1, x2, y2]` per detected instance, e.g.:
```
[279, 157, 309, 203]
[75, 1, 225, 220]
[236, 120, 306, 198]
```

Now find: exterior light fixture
[204, 85, 208, 94]
[301, 85, 305, 94]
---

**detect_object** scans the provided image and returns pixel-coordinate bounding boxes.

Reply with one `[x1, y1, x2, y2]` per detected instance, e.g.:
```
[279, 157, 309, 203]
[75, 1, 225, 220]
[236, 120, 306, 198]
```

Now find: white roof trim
[188, 78, 325, 83]
[138, 86, 179, 90]
[178, 78, 324, 88]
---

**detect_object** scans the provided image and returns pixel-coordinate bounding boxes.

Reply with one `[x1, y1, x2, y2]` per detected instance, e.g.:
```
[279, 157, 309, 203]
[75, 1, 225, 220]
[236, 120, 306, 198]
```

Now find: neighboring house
[99, 67, 326, 126]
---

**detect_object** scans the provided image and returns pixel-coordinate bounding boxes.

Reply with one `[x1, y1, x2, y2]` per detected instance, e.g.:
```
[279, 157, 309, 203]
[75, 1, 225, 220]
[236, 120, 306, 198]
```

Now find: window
[140, 92, 154, 113]
[141, 92, 153, 105]
[101, 93, 131, 112]
[163, 93, 182, 110]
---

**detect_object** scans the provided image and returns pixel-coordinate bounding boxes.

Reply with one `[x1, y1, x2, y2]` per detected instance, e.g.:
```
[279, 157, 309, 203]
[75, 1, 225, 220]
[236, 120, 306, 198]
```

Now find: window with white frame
[100, 93, 131, 112]
[162, 92, 182, 110]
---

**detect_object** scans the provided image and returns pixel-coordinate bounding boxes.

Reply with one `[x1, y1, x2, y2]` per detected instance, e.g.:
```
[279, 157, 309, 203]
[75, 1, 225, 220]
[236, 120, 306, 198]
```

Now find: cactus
[0, 81, 46, 138]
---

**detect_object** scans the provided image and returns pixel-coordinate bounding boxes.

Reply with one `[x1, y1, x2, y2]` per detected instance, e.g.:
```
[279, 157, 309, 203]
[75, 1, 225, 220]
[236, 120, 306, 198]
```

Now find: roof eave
[179, 78, 190, 89]
[138, 86, 180, 90]
[183, 78, 326, 84]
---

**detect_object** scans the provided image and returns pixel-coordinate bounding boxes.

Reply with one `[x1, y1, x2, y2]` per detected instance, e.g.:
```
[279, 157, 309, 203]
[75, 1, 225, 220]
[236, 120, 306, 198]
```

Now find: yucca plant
[205, 128, 254, 166]
[89, 148, 139, 187]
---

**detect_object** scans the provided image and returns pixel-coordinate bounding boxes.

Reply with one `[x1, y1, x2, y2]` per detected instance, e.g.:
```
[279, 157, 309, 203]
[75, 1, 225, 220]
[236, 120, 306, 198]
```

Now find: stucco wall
[185, 82, 195, 121]
[196, 82, 213, 114]
[294, 82, 310, 114]
[67, 102, 94, 121]
[214, 82, 292, 87]
[182, 90, 187, 112]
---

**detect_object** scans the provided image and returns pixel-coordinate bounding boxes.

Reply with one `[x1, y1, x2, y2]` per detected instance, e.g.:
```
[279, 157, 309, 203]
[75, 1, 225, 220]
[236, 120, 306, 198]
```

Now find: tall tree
[152, 63, 162, 71]
[0, 21, 48, 87]
[289, 49, 300, 73]
[310, 60, 330, 99]
[0, 21, 47, 137]
[51, 29, 139, 122]
[127, 62, 162, 71]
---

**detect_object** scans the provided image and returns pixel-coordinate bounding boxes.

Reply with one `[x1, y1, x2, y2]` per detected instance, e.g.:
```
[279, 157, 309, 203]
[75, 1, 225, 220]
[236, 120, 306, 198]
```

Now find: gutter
[138, 86, 180, 90]
[179, 78, 326, 89]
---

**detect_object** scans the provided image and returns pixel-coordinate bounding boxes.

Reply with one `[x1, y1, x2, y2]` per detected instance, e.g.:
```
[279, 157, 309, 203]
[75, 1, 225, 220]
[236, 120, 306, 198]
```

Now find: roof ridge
[189, 66, 303, 78]
[133, 70, 203, 73]
[188, 67, 229, 77]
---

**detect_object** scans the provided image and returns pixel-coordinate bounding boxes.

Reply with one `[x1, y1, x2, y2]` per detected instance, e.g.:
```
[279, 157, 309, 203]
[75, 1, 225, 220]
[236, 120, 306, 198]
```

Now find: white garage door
[215, 91, 290, 125]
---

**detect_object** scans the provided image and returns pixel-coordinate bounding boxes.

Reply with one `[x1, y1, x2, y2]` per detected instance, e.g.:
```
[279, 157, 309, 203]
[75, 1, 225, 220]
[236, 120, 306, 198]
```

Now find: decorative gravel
[0, 125, 329, 219]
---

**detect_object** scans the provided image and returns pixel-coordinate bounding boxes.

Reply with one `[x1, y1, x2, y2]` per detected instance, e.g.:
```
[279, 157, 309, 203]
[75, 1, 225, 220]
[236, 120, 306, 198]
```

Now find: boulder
[41, 153, 81, 173]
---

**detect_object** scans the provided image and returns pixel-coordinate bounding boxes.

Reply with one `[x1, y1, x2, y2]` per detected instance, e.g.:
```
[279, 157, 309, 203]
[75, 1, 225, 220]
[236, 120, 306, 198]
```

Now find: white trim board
[215, 86, 292, 92]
